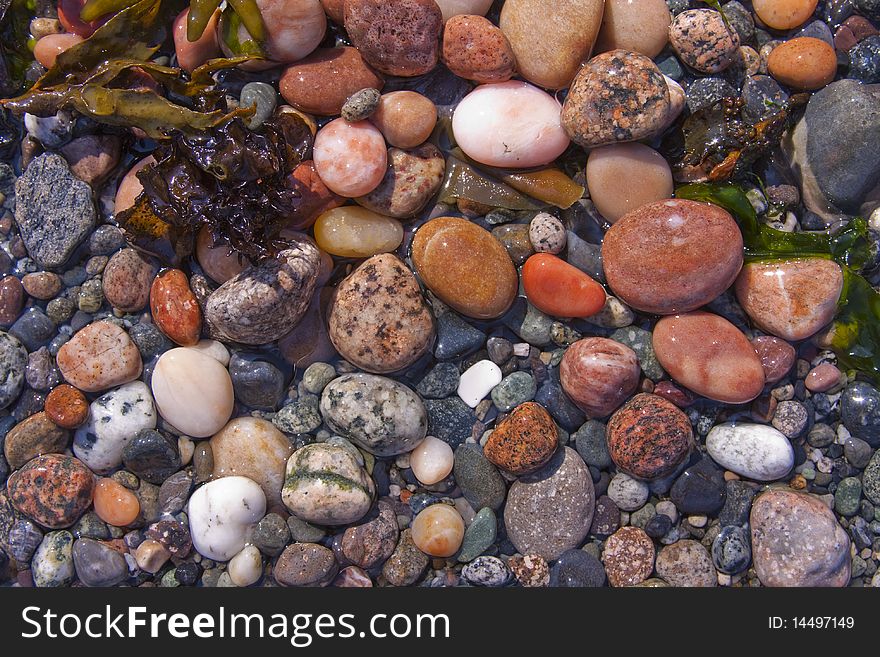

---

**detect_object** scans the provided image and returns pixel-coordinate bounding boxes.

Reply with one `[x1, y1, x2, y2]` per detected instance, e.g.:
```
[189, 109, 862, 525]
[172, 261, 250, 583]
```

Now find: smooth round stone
[172, 8, 219, 72]
[442, 14, 516, 83]
[750, 336, 796, 384]
[841, 382, 880, 446]
[188, 339, 230, 366]
[210, 417, 294, 506]
[410, 436, 454, 485]
[313, 206, 403, 257]
[585, 143, 673, 223]
[602, 199, 743, 315]
[33, 32, 84, 69]
[3, 412, 69, 470]
[750, 489, 850, 586]
[734, 258, 843, 341]
[320, 373, 427, 456]
[275, 543, 338, 587]
[655, 539, 717, 587]
[522, 253, 606, 319]
[504, 447, 595, 561]
[595, 0, 670, 57]
[21, 272, 62, 300]
[189, 476, 266, 562]
[768, 37, 837, 90]
[102, 248, 156, 313]
[561, 50, 671, 149]
[435, 0, 493, 21]
[463, 555, 511, 586]
[560, 337, 640, 418]
[370, 91, 437, 149]
[257, 0, 326, 63]
[341, 88, 381, 123]
[753, 0, 818, 30]
[44, 384, 89, 429]
[528, 213, 566, 254]
[313, 119, 388, 198]
[669, 9, 740, 74]
[499, 0, 604, 89]
[93, 478, 139, 527]
[280, 47, 384, 116]
[485, 401, 558, 475]
[195, 226, 250, 284]
[283, 443, 375, 525]
[73, 381, 157, 473]
[653, 312, 765, 404]
[412, 217, 518, 320]
[0, 276, 23, 327]
[32, 530, 75, 588]
[606, 393, 693, 480]
[602, 526, 655, 587]
[151, 347, 234, 438]
[150, 268, 202, 347]
[328, 254, 434, 374]
[607, 471, 649, 510]
[344, 0, 442, 77]
[228, 545, 263, 587]
[340, 502, 398, 569]
[355, 144, 446, 219]
[411, 504, 465, 558]
[706, 422, 794, 481]
[122, 429, 181, 484]
[7, 454, 94, 529]
[805, 362, 843, 392]
[455, 360, 500, 409]
[712, 525, 752, 575]
[56, 321, 142, 393]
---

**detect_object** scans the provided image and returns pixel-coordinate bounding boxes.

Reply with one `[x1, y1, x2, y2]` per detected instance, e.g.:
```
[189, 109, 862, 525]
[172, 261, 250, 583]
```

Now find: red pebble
[522, 253, 606, 318]
[751, 335, 795, 384]
[150, 269, 202, 346]
[805, 362, 843, 393]
[652, 380, 696, 408]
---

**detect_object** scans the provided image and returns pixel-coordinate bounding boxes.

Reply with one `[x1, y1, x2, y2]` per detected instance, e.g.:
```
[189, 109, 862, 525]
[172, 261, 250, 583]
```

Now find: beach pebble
[370, 91, 437, 149]
[73, 381, 157, 473]
[607, 472, 649, 511]
[188, 476, 266, 562]
[602, 526, 655, 587]
[411, 503, 465, 557]
[753, 0, 818, 30]
[750, 336, 796, 384]
[56, 321, 142, 393]
[523, 253, 605, 319]
[410, 436, 454, 485]
[656, 539, 717, 587]
[585, 143, 673, 223]
[275, 543, 337, 587]
[93, 478, 140, 527]
[283, 442, 375, 525]
[31, 530, 75, 587]
[101, 249, 156, 313]
[442, 14, 516, 83]
[458, 360, 503, 408]
[313, 206, 403, 257]
[7, 454, 94, 529]
[669, 9, 740, 74]
[485, 401, 558, 475]
[383, 528, 429, 586]
[44, 384, 89, 429]
[257, 0, 326, 64]
[768, 37, 837, 90]
[706, 423, 795, 481]
[341, 87, 381, 122]
[122, 429, 181, 484]
[3, 412, 69, 470]
[595, 0, 671, 57]
[313, 119, 388, 198]
[355, 143, 445, 219]
[560, 337, 640, 418]
[412, 217, 518, 320]
[195, 227, 250, 284]
[150, 269, 202, 347]
[72, 538, 128, 587]
[33, 32, 83, 69]
[452, 82, 570, 168]
[435, 0, 493, 21]
[150, 347, 234, 438]
[228, 545, 263, 587]
[528, 213, 566, 254]
[172, 8, 219, 72]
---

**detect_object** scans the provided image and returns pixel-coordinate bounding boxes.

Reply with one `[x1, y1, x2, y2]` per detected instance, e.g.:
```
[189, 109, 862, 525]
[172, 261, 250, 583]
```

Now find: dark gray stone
[9, 308, 55, 351]
[670, 457, 726, 515]
[549, 548, 606, 587]
[712, 525, 752, 574]
[434, 310, 484, 360]
[0, 331, 27, 410]
[72, 538, 128, 586]
[425, 397, 475, 449]
[718, 479, 760, 526]
[416, 362, 460, 399]
[122, 429, 181, 485]
[573, 420, 612, 469]
[453, 443, 506, 512]
[229, 353, 285, 410]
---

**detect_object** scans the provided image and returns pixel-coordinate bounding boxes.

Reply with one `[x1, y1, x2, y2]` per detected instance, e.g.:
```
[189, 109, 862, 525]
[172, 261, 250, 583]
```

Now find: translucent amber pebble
[93, 478, 140, 527]
[313, 207, 404, 258]
[411, 503, 465, 557]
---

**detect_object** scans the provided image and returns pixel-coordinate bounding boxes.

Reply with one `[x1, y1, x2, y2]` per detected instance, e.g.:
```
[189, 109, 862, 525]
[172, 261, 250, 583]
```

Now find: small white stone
[607, 472, 649, 511]
[513, 343, 530, 357]
[528, 212, 567, 254]
[706, 422, 794, 481]
[228, 545, 263, 587]
[73, 381, 156, 472]
[688, 515, 708, 528]
[410, 436, 454, 485]
[188, 476, 266, 561]
[655, 500, 678, 523]
[188, 339, 230, 366]
[458, 359, 503, 408]
[178, 436, 195, 466]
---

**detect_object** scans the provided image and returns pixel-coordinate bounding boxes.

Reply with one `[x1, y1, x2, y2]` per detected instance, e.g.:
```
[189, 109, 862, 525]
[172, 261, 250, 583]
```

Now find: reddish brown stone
[44, 384, 89, 429]
[345, 0, 443, 77]
[560, 337, 640, 418]
[0, 275, 24, 327]
[150, 269, 202, 347]
[282, 160, 345, 232]
[651, 380, 696, 408]
[102, 248, 156, 313]
[602, 526, 655, 587]
[602, 199, 743, 315]
[279, 47, 384, 116]
[442, 14, 516, 83]
[6, 454, 95, 529]
[3, 412, 70, 469]
[339, 501, 399, 569]
[484, 402, 558, 475]
[21, 272, 62, 300]
[606, 393, 693, 480]
[750, 335, 795, 384]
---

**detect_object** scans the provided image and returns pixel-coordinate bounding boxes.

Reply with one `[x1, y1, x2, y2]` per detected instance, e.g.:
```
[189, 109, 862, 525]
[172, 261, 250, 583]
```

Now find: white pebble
[458, 359, 503, 408]
[188, 339, 230, 366]
[655, 500, 678, 523]
[607, 472, 649, 511]
[228, 545, 263, 587]
[706, 422, 794, 482]
[513, 343, 531, 357]
[178, 436, 195, 466]
[528, 212, 567, 254]
[688, 515, 708, 528]
[410, 436, 454, 485]
[188, 476, 266, 561]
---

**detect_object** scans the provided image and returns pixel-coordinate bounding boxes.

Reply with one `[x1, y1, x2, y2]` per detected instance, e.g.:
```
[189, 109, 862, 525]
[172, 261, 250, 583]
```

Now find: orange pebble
[768, 37, 837, 91]
[44, 384, 89, 429]
[522, 253, 606, 318]
[33, 33, 84, 69]
[93, 478, 140, 527]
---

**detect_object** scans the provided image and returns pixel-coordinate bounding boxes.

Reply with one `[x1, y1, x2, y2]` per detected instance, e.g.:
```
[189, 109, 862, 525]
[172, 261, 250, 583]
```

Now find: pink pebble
[313, 119, 388, 198]
[805, 362, 842, 392]
[751, 335, 796, 384]
[33, 33, 84, 69]
[173, 8, 220, 73]
[652, 380, 696, 408]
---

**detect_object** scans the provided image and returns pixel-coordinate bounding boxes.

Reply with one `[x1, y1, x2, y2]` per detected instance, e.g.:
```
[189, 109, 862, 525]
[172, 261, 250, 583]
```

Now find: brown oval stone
[653, 311, 766, 404]
[560, 337, 640, 418]
[0, 275, 24, 327]
[328, 253, 435, 374]
[150, 269, 202, 347]
[344, 0, 442, 77]
[279, 47, 384, 116]
[750, 335, 796, 384]
[753, 0, 818, 31]
[411, 216, 517, 320]
[768, 37, 837, 91]
[102, 248, 156, 313]
[6, 454, 95, 529]
[21, 272, 62, 300]
[355, 144, 446, 219]
[484, 401, 558, 475]
[274, 542, 338, 587]
[56, 320, 143, 393]
[734, 258, 843, 341]
[44, 383, 89, 429]
[602, 526, 655, 587]
[442, 14, 516, 83]
[602, 199, 744, 315]
[370, 91, 438, 150]
[3, 411, 70, 470]
[595, 0, 671, 58]
[606, 393, 693, 480]
[561, 49, 671, 148]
